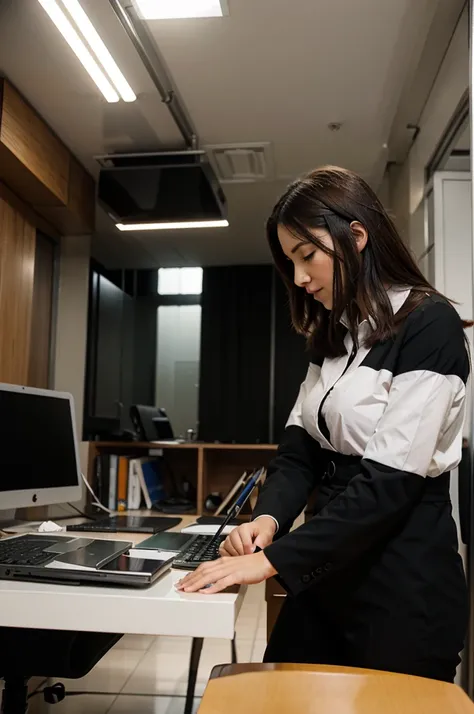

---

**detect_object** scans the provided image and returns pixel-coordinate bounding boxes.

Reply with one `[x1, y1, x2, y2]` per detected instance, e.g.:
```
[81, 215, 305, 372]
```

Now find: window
[156, 267, 203, 437]
[156, 305, 202, 437]
[158, 267, 203, 295]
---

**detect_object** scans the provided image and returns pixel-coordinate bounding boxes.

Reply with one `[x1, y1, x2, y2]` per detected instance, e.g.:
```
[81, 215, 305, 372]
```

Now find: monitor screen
[0, 386, 81, 508]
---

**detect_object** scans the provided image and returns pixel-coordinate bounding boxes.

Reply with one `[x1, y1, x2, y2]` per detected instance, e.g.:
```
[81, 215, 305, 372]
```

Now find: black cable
[28, 684, 187, 701]
[25, 677, 48, 699]
[63, 692, 187, 698]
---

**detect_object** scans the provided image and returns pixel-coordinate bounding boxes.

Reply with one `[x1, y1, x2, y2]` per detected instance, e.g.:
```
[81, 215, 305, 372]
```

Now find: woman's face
[278, 224, 335, 310]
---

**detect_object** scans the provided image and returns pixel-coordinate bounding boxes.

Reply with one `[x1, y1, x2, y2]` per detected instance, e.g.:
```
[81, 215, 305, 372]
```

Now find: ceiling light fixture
[37, 0, 136, 103]
[116, 220, 229, 231]
[37, 0, 119, 102]
[135, 0, 228, 20]
[61, 0, 136, 102]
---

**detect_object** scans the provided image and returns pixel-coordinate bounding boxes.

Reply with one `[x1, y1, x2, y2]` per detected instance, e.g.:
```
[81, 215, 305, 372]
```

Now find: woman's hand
[176, 551, 277, 594]
[219, 517, 277, 557]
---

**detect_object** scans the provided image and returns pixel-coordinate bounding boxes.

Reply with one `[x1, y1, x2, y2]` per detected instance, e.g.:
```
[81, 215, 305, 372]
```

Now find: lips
[306, 288, 322, 295]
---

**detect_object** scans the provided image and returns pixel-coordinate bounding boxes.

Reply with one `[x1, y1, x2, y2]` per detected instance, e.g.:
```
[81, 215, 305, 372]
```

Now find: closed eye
[303, 251, 315, 263]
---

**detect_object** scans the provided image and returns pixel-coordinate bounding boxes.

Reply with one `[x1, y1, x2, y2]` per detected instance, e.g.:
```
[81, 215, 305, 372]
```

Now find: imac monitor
[0, 383, 82, 509]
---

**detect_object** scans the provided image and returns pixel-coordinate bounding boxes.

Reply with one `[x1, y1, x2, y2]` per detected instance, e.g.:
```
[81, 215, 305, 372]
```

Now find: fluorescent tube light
[37, 0, 119, 102]
[135, 0, 227, 20]
[116, 220, 229, 231]
[61, 0, 136, 102]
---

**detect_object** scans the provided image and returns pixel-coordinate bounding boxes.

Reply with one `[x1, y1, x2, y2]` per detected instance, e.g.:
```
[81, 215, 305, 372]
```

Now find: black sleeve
[264, 298, 469, 596]
[252, 425, 323, 536]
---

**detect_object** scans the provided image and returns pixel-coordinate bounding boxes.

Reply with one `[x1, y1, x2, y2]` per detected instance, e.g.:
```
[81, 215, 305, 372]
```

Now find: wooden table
[199, 664, 474, 713]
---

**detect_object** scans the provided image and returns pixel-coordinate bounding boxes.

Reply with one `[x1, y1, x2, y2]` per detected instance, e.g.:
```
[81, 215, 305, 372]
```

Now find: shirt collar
[340, 285, 412, 330]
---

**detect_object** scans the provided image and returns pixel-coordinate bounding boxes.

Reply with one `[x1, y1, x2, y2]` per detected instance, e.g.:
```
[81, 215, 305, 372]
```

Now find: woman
[177, 166, 470, 682]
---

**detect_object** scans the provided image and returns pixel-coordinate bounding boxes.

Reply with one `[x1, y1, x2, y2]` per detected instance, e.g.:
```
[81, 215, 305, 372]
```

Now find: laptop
[0, 382, 173, 588]
[0, 533, 174, 587]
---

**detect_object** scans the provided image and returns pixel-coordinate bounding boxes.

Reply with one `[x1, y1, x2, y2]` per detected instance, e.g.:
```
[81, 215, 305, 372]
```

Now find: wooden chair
[198, 663, 474, 714]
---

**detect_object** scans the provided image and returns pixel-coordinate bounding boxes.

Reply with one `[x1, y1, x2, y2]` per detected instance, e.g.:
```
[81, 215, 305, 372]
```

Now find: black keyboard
[0, 536, 58, 567]
[173, 534, 227, 570]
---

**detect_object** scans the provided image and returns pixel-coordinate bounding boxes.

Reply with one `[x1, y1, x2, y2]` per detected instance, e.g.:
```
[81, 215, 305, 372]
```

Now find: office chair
[0, 627, 121, 713]
[0, 629, 237, 714]
[203, 664, 474, 714]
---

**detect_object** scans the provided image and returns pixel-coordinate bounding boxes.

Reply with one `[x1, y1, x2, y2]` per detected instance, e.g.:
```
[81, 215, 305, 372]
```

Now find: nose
[294, 264, 311, 289]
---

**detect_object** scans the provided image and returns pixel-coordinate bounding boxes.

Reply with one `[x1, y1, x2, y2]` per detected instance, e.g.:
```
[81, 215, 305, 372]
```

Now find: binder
[117, 456, 129, 512]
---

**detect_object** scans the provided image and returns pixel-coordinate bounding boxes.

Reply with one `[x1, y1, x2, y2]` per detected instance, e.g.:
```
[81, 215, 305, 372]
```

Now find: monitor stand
[0, 509, 28, 530]
[0, 518, 27, 529]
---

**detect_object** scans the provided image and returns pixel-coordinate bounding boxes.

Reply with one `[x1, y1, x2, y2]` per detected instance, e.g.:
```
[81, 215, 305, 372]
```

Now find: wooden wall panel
[0, 196, 36, 385]
[0, 81, 69, 206]
[40, 156, 95, 234]
[0, 181, 60, 241]
[28, 232, 55, 388]
[0, 80, 95, 234]
[68, 157, 95, 230]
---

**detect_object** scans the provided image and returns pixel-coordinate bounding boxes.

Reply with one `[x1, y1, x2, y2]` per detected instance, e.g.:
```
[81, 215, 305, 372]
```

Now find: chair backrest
[200, 664, 474, 714]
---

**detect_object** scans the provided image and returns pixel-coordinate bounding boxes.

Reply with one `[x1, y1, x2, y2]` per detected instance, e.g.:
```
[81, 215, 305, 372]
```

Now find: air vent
[205, 143, 274, 183]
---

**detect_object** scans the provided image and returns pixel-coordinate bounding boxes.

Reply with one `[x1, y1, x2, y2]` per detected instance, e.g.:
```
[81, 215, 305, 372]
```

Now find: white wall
[390, 6, 468, 256]
[377, 169, 391, 209]
[388, 161, 411, 242]
[53, 234, 91, 476]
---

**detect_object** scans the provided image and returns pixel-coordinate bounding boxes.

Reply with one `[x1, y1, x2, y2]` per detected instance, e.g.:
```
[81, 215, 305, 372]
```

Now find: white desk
[0, 516, 245, 640]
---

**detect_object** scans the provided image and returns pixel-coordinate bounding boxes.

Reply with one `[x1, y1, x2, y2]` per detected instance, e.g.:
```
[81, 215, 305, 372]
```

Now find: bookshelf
[87, 441, 277, 516]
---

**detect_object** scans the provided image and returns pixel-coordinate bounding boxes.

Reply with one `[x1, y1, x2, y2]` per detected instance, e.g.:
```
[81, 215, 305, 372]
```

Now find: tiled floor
[27, 583, 266, 714]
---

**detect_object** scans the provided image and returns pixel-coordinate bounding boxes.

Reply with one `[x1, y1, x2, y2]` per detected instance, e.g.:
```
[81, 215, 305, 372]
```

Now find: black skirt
[264, 453, 468, 683]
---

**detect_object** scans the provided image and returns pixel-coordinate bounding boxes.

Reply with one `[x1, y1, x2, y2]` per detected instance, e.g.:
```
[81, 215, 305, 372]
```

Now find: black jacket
[253, 290, 469, 598]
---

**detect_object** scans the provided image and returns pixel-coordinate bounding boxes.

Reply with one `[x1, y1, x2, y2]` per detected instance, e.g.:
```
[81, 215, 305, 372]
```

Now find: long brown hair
[267, 166, 460, 359]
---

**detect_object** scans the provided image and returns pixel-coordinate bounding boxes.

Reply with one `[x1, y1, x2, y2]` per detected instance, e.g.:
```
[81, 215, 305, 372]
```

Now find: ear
[350, 221, 368, 253]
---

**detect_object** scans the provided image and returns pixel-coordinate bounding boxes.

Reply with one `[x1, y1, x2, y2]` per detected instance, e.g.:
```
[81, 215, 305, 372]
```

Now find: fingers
[186, 561, 222, 586]
[200, 574, 236, 594]
[225, 530, 246, 556]
[254, 532, 273, 550]
[176, 552, 273, 594]
[222, 523, 259, 557]
[220, 541, 239, 557]
[176, 560, 228, 592]
[239, 525, 256, 555]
